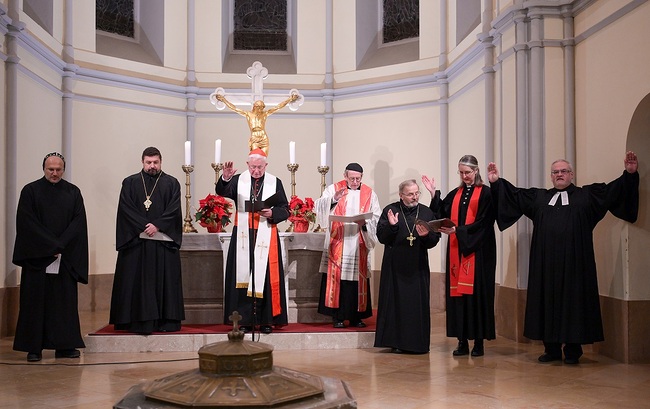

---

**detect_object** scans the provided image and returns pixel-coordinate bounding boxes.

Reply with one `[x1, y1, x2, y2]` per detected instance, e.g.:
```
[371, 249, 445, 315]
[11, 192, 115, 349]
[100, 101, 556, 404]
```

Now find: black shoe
[27, 352, 42, 362]
[391, 348, 404, 354]
[333, 320, 346, 328]
[239, 326, 252, 333]
[55, 349, 80, 359]
[471, 340, 484, 357]
[452, 340, 469, 356]
[564, 357, 580, 365]
[538, 353, 562, 363]
[352, 320, 367, 328]
[260, 325, 273, 334]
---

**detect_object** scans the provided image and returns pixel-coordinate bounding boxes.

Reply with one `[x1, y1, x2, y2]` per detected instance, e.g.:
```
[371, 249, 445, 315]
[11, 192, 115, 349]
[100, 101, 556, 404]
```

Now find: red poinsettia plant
[288, 195, 316, 224]
[195, 194, 233, 228]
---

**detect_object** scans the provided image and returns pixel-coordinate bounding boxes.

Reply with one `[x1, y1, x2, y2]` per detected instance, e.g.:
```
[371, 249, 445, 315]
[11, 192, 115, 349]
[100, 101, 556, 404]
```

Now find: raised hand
[333, 187, 348, 201]
[387, 209, 399, 225]
[487, 162, 500, 183]
[624, 151, 638, 174]
[222, 161, 237, 181]
[421, 175, 436, 196]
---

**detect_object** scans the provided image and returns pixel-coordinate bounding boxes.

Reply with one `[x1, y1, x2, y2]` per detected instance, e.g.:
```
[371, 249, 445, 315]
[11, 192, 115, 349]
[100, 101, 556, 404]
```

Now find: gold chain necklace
[399, 204, 419, 246]
[141, 172, 162, 211]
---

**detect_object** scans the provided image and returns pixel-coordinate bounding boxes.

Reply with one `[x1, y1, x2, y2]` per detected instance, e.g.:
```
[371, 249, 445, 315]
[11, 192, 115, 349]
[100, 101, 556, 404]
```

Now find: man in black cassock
[216, 149, 290, 334]
[374, 179, 440, 354]
[487, 151, 639, 364]
[13, 152, 88, 362]
[110, 146, 184, 334]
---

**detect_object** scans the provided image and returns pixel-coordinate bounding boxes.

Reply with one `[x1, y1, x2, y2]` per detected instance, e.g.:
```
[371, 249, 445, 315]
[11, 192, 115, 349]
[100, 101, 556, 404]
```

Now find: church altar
[180, 231, 329, 325]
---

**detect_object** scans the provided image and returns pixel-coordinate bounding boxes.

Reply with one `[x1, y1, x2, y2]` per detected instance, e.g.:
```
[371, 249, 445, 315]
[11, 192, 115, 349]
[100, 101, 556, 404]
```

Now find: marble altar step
[84, 330, 376, 353]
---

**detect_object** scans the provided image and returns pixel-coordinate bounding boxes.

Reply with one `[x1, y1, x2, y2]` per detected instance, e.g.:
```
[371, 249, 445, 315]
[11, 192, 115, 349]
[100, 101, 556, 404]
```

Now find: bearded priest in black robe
[13, 152, 88, 362]
[375, 179, 440, 354]
[216, 149, 290, 334]
[487, 151, 639, 364]
[110, 146, 184, 334]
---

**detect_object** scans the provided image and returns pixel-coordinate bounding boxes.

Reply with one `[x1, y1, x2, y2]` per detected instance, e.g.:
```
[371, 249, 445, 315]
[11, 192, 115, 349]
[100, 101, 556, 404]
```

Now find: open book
[329, 212, 374, 223]
[245, 193, 281, 212]
[415, 218, 455, 233]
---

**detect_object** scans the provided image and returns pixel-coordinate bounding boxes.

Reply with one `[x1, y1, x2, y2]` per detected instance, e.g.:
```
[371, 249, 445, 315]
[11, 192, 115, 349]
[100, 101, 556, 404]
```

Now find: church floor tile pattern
[1, 310, 650, 408]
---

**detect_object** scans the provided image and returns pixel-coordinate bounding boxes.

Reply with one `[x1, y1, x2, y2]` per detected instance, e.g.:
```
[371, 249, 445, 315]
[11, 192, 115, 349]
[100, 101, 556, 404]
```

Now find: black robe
[374, 202, 440, 353]
[491, 171, 639, 344]
[110, 171, 184, 333]
[216, 173, 290, 326]
[13, 177, 88, 353]
[430, 184, 497, 341]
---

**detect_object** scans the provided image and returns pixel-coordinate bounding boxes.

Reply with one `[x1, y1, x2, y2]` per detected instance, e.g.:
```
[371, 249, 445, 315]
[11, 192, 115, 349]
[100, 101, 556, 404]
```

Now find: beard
[402, 200, 418, 208]
[145, 168, 160, 176]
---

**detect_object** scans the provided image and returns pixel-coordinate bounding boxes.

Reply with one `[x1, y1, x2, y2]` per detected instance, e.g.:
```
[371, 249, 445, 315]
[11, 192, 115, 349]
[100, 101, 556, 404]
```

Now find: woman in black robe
[423, 155, 497, 357]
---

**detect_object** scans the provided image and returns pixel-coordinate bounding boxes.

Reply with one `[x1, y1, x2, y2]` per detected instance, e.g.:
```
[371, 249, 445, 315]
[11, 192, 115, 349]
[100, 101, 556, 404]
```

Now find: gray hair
[458, 154, 484, 187]
[399, 179, 418, 193]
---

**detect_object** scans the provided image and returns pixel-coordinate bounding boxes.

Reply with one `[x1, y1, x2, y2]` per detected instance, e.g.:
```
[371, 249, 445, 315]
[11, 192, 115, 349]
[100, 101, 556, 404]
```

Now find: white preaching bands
[548, 191, 569, 206]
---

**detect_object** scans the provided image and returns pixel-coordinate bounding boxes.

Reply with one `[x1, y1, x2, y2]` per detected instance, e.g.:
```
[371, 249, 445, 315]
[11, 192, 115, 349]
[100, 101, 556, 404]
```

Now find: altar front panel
[180, 232, 329, 324]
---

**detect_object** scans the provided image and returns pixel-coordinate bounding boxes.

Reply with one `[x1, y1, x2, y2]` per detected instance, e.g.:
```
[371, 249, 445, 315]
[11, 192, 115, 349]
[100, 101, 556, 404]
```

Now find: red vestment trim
[325, 180, 372, 311]
[449, 186, 482, 296]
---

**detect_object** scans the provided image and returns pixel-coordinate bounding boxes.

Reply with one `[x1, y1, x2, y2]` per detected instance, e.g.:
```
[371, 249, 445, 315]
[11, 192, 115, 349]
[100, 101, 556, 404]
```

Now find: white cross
[209, 61, 303, 110]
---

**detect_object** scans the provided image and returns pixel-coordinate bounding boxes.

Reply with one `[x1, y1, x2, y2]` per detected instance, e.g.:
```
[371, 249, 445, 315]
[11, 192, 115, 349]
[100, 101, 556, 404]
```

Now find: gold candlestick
[211, 162, 223, 184]
[313, 165, 330, 232]
[182, 165, 198, 233]
[287, 163, 299, 197]
[285, 163, 299, 232]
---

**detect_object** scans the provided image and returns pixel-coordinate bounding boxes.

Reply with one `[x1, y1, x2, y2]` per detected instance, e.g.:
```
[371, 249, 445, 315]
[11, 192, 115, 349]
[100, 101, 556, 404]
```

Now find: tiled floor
[1, 310, 650, 408]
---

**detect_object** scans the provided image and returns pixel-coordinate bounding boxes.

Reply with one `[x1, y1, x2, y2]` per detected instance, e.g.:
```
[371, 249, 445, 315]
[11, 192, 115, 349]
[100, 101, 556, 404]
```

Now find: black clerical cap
[345, 162, 363, 173]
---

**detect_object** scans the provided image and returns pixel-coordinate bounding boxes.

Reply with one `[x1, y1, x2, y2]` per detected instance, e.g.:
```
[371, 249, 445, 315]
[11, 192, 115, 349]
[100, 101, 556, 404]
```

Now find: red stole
[325, 181, 372, 311]
[449, 185, 482, 296]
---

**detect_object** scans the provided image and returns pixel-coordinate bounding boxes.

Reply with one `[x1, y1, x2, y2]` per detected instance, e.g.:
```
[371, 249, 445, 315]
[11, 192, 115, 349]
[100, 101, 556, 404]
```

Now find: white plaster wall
[575, 1, 650, 300]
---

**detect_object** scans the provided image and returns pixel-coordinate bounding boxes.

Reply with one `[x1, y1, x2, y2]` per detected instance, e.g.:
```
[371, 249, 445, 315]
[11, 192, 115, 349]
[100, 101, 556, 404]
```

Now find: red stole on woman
[325, 180, 372, 311]
[449, 185, 482, 296]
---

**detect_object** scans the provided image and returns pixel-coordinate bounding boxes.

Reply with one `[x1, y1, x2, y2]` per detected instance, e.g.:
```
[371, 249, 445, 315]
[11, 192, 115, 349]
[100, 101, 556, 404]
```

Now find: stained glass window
[233, 0, 287, 51]
[96, 0, 135, 38]
[383, 0, 419, 44]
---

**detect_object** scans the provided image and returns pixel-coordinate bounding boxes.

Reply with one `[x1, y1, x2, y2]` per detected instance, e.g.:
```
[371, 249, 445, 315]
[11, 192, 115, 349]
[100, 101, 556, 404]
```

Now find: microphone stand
[249, 185, 258, 341]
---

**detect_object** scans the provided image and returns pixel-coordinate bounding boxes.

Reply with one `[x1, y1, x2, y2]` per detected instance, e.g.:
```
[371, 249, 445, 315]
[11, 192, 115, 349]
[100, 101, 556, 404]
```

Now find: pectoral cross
[144, 197, 152, 211]
[406, 233, 416, 246]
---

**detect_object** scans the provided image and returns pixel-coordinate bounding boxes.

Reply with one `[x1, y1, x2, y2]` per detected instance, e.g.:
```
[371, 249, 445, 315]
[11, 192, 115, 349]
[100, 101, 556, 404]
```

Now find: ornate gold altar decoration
[210, 61, 303, 156]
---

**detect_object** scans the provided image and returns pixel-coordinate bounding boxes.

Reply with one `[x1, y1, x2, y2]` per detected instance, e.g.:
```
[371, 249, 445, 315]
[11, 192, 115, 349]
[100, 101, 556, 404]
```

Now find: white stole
[236, 171, 277, 297]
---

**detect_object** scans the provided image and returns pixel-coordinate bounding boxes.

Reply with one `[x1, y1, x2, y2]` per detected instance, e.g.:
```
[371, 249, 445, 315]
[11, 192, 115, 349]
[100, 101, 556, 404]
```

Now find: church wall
[162, 1, 187, 71]
[331, 0, 356, 74]
[574, 0, 650, 301]
[419, 0, 441, 60]
[294, 0, 326, 75]
[194, 0, 224, 75]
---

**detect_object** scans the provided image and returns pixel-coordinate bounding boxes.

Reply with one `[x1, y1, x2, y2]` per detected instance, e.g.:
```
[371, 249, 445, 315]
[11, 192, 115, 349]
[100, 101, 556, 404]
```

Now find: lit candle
[184, 141, 191, 165]
[320, 143, 327, 166]
[289, 141, 296, 164]
[214, 139, 221, 164]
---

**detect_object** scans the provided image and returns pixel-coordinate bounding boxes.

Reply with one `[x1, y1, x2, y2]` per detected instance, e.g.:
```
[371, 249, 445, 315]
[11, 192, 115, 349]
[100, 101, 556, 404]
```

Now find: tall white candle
[320, 143, 327, 166]
[184, 141, 191, 165]
[214, 139, 222, 164]
[289, 141, 296, 164]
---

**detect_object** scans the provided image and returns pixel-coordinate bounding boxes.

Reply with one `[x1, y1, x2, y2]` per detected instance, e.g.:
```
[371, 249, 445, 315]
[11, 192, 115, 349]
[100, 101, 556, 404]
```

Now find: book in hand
[245, 193, 281, 212]
[329, 212, 374, 223]
[140, 231, 173, 241]
[415, 218, 455, 232]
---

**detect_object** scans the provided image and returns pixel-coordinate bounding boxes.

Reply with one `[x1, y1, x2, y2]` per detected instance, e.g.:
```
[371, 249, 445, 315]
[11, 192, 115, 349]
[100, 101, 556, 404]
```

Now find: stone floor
[1, 310, 650, 408]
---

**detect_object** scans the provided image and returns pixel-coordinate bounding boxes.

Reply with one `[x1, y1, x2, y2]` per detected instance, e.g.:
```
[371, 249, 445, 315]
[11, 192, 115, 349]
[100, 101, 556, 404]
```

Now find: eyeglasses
[551, 169, 572, 175]
[458, 170, 475, 176]
[401, 191, 420, 198]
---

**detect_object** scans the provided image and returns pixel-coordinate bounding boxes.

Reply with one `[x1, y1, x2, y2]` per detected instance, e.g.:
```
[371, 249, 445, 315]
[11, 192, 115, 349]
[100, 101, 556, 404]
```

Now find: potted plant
[288, 195, 316, 232]
[195, 194, 233, 233]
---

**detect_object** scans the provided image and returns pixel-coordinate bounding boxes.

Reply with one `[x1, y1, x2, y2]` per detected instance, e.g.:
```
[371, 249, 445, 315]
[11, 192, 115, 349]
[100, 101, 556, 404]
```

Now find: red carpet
[90, 316, 376, 336]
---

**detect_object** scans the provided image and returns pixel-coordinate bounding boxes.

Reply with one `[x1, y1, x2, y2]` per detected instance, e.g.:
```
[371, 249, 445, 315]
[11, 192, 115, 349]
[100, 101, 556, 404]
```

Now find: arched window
[96, 0, 134, 38]
[383, 0, 419, 44]
[233, 0, 287, 51]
